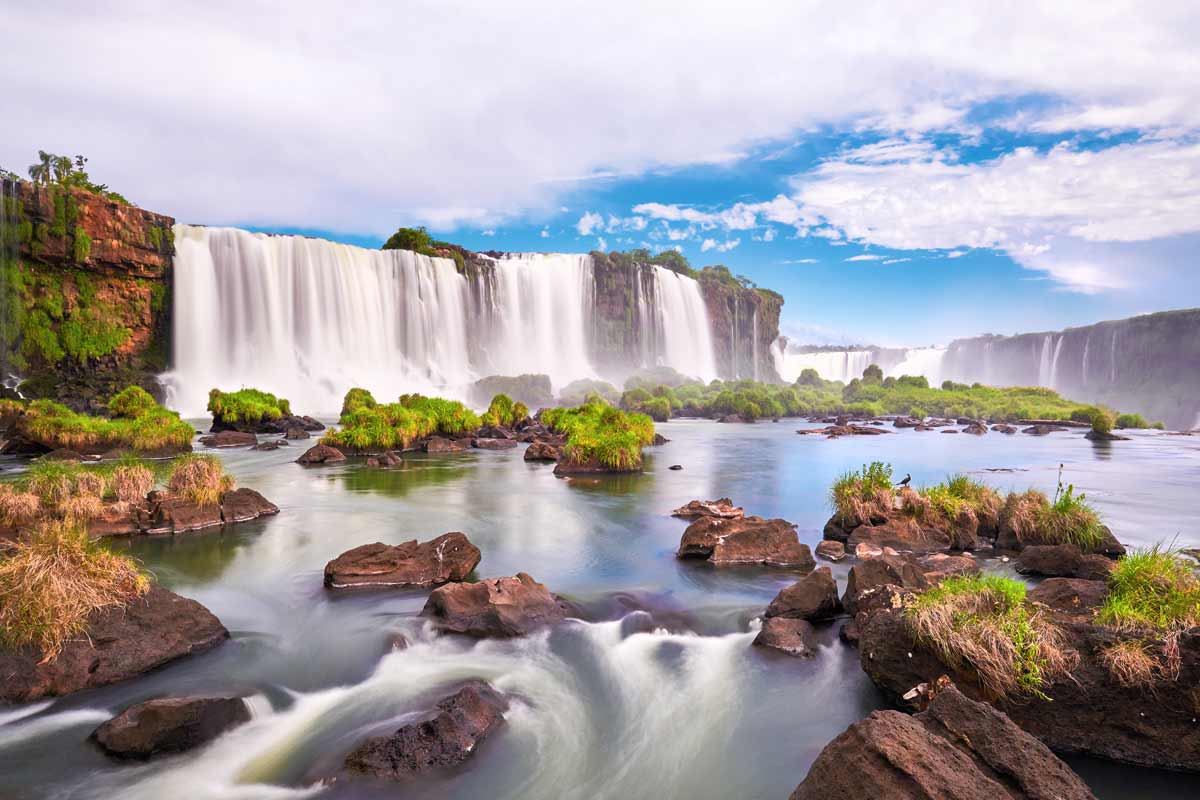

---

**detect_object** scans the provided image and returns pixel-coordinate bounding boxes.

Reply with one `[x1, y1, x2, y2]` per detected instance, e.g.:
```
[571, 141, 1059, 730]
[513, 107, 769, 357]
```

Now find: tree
[28, 150, 54, 185]
[650, 249, 693, 276]
[382, 226, 434, 252]
[797, 367, 821, 386]
[862, 363, 884, 383]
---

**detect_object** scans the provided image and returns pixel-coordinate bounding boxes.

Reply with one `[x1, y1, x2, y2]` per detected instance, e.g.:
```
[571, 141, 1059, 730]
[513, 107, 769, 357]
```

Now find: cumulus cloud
[539, 227, 550, 238]
[576, 212, 604, 236]
[844, 254, 885, 262]
[701, 238, 741, 253]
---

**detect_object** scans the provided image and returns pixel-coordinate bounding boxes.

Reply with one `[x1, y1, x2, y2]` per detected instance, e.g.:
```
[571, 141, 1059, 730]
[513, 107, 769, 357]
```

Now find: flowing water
[165, 228, 716, 416]
[2, 422, 1198, 799]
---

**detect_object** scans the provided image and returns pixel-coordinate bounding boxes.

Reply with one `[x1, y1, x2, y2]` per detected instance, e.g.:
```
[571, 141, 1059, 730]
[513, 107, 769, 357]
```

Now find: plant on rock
[108, 385, 157, 418]
[207, 388, 292, 424]
[480, 393, 529, 428]
[167, 454, 235, 506]
[1001, 471, 1105, 551]
[542, 400, 655, 471]
[829, 461, 894, 526]
[19, 388, 193, 454]
[323, 389, 480, 452]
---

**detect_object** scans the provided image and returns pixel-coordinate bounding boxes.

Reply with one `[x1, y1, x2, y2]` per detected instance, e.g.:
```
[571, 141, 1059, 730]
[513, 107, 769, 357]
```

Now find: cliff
[698, 271, 782, 382]
[0, 178, 173, 410]
[942, 309, 1200, 430]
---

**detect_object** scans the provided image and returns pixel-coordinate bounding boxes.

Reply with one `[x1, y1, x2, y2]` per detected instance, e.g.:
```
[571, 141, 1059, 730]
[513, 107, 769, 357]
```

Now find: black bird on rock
[897, 473, 911, 487]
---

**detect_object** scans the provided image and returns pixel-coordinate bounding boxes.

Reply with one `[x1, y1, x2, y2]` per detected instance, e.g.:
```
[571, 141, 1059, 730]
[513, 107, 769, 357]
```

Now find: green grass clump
[108, 385, 158, 419]
[21, 396, 193, 454]
[909, 574, 1075, 699]
[1001, 468, 1106, 550]
[904, 474, 1003, 531]
[341, 388, 377, 416]
[1098, 546, 1200, 633]
[829, 461, 894, 526]
[398, 394, 480, 435]
[167, 454, 234, 506]
[207, 388, 292, 424]
[322, 390, 480, 452]
[0, 519, 149, 660]
[480, 393, 529, 428]
[542, 400, 656, 471]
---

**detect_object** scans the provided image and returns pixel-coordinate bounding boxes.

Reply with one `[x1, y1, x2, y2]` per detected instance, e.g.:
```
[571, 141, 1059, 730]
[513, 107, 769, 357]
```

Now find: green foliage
[20, 397, 193, 452]
[1115, 413, 1152, 429]
[341, 387, 377, 416]
[382, 226, 434, 254]
[829, 461, 894, 525]
[862, 363, 884, 383]
[149, 281, 167, 313]
[480, 393, 528, 427]
[21, 309, 64, 363]
[1000, 469, 1106, 550]
[542, 400, 656, 471]
[60, 312, 131, 362]
[559, 379, 620, 407]
[108, 385, 157, 418]
[1098, 546, 1200, 633]
[72, 226, 91, 262]
[207, 388, 292, 424]
[24, 151, 129, 204]
[1090, 407, 1115, 435]
[322, 390, 480, 451]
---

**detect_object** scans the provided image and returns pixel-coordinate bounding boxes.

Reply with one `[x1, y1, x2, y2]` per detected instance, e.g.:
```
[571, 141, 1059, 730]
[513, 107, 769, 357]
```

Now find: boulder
[668, 464, 683, 470]
[344, 682, 507, 779]
[365, 451, 402, 468]
[554, 456, 639, 475]
[1022, 424, 1068, 435]
[995, 521, 1124, 558]
[145, 496, 224, 533]
[284, 427, 311, 439]
[991, 424, 1017, 434]
[199, 430, 257, 448]
[92, 696, 250, 759]
[789, 683, 1096, 800]
[42, 448, 85, 461]
[717, 414, 747, 424]
[765, 567, 841, 621]
[296, 444, 346, 464]
[421, 572, 567, 637]
[220, 488, 280, 524]
[523, 441, 561, 461]
[0, 585, 228, 703]
[472, 437, 518, 450]
[211, 413, 324, 435]
[815, 540, 845, 562]
[670, 497, 745, 520]
[251, 439, 288, 451]
[841, 554, 930, 616]
[677, 516, 815, 570]
[846, 519, 954, 555]
[962, 422, 988, 435]
[652, 433, 669, 445]
[475, 425, 513, 440]
[893, 417, 923, 428]
[424, 436, 470, 453]
[941, 429, 960, 434]
[1027, 577, 1108, 618]
[1015, 544, 1114, 580]
[324, 533, 481, 590]
[753, 617, 817, 657]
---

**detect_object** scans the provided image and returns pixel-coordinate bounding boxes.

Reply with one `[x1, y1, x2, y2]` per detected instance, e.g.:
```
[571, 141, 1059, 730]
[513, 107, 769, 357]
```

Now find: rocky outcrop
[423, 436, 471, 454]
[553, 455, 639, 476]
[200, 430, 257, 448]
[344, 681, 507, 779]
[92, 696, 250, 759]
[765, 567, 842, 621]
[677, 516, 814, 569]
[815, 540, 846, 562]
[0, 585, 228, 704]
[210, 414, 324, 435]
[523, 441, 561, 461]
[472, 437, 518, 450]
[1015, 544, 1115, 580]
[296, 444, 347, 464]
[468, 374, 553, 409]
[753, 617, 817, 657]
[324, 533, 481, 590]
[132, 489, 278, 535]
[421, 572, 568, 637]
[789, 683, 1096, 800]
[671, 497, 744, 520]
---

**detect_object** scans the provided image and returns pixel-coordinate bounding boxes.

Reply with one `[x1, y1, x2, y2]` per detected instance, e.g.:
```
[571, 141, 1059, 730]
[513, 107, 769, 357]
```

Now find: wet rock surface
[421, 572, 568, 637]
[296, 444, 347, 464]
[671, 497, 745, 520]
[677, 516, 814, 570]
[199, 430, 258, 448]
[93, 696, 250, 759]
[523, 441, 561, 461]
[753, 617, 817, 657]
[1016, 544, 1116, 580]
[324, 533, 481, 590]
[765, 567, 841, 621]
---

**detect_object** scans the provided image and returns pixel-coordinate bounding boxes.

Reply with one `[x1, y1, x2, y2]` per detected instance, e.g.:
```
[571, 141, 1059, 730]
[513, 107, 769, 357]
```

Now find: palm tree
[28, 150, 54, 186]
[51, 155, 73, 184]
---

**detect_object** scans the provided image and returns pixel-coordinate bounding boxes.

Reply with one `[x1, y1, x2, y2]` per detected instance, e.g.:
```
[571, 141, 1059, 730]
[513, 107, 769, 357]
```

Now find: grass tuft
[20, 391, 193, 453]
[1098, 546, 1200, 633]
[207, 388, 292, 424]
[480, 394, 529, 428]
[167, 454, 234, 506]
[108, 386, 157, 419]
[542, 400, 656, 470]
[323, 390, 480, 451]
[829, 461, 894, 526]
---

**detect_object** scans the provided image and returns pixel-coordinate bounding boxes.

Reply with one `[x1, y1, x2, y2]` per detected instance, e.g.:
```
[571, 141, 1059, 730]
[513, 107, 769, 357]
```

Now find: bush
[323, 390, 480, 451]
[1090, 408, 1115, 435]
[207, 388, 292, 423]
[1001, 481, 1105, 551]
[862, 364, 884, 383]
[0, 519, 149, 660]
[829, 462, 894, 526]
[481, 393, 528, 428]
[20, 397, 193, 453]
[167, 454, 234, 506]
[0, 484, 41, 526]
[1115, 413, 1151, 429]
[640, 396, 672, 422]
[112, 463, 154, 504]
[1098, 546, 1200, 633]
[381, 226, 434, 253]
[559, 379, 619, 407]
[108, 386, 157, 419]
[542, 400, 656, 471]
[341, 387, 377, 416]
[908, 574, 1075, 699]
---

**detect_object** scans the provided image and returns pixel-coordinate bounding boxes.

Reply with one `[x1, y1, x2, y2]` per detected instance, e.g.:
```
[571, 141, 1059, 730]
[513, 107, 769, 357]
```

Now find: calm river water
[2, 420, 1198, 799]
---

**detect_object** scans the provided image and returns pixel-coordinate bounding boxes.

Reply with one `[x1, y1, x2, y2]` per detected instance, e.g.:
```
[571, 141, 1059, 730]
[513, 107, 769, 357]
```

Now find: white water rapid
[769, 344, 874, 383]
[646, 266, 718, 383]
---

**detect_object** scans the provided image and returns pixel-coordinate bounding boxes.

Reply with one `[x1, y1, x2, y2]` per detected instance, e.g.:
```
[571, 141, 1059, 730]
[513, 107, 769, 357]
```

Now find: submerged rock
[324, 533, 481, 590]
[677, 516, 814, 570]
[671, 497, 745, 520]
[472, 437, 518, 450]
[344, 681, 507, 779]
[1022, 424, 1068, 435]
[962, 422, 988, 435]
[93, 696, 250, 759]
[523, 441, 561, 462]
[296, 444, 346, 464]
[199, 430, 257, 448]
[753, 617, 817, 657]
[423, 436, 470, 454]
[765, 567, 841, 621]
[365, 451, 402, 468]
[790, 683, 1096, 800]
[211, 413, 324, 436]
[421, 572, 568, 637]
[0, 585, 228, 704]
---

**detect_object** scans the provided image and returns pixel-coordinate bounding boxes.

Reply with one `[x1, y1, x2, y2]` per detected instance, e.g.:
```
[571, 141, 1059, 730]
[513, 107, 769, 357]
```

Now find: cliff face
[700, 276, 782, 382]
[0, 178, 173, 410]
[943, 309, 1200, 429]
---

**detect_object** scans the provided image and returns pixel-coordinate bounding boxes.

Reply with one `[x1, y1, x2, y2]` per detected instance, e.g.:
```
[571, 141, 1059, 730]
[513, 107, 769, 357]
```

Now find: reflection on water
[1, 421, 1197, 799]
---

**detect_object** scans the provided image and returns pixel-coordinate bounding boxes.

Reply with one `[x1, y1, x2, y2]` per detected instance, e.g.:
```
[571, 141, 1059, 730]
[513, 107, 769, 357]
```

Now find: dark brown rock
[421, 572, 567, 637]
[991, 424, 1017, 434]
[93, 696, 250, 759]
[0, 585, 228, 703]
[765, 567, 841, 621]
[344, 682, 507, 779]
[366, 451, 402, 468]
[1022, 424, 1068, 435]
[1027, 577, 1108, 618]
[284, 427, 311, 439]
[789, 683, 1096, 800]
[962, 422, 988, 435]
[220, 488, 279, 524]
[324, 533, 481, 590]
[753, 617, 817, 657]
[199, 430, 257, 448]
[423, 436, 470, 453]
[846, 519, 954, 554]
[145, 496, 224, 533]
[677, 516, 814, 570]
[670, 497, 745, 520]
[472, 437, 518, 450]
[841, 554, 930, 616]
[296, 444, 346, 464]
[475, 425, 513, 440]
[523, 441, 561, 461]
[815, 540, 846, 562]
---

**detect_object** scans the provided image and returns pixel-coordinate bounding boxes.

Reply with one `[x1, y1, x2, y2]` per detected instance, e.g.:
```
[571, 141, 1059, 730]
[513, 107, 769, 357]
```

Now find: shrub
[1115, 413, 1150, 429]
[0, 519, 149, 659]
[542, 400, 656, 471]
[0, 484, 41, 526]
[829, 462, 894, 526]
[1098, 546, 1200, 633]
[639, 396, 672, 422]
[1001, 469, 1105, 550]
[108, 386, 157, 419]
[908, 574, 1075, 699]
[167, 454, 234, 506]
[904, 474, 1002, 531]
[908, 406, 926, 419]
[323, 390, 479, 451]
[1090, 408, 1115, 435]
[207, 388, 292, 424]
[111, 463, 154, 504]
[341, 387, 377, 416]
[480, 393, 527, 428]
[20, 398, 193, 453]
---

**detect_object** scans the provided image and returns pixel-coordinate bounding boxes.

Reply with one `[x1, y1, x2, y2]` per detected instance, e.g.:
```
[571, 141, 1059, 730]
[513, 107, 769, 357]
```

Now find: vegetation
[908, 574, 1075, 699]
[1000, 467, 1105, 549]
[167, 454, 235, 506]
[0, 519, 149, 660]
[381, 226, 467, 271]
[542, 398, 656, 471]
[558, 378, 620, 407]
[25, 151, 130, 205]
[19, 388, 193, 453]
[1098, 546, 1200, 633]
[900, 474, 1003, 532]
[207, 387, 292, 424]
[323, 389, 481, 451]
[829, 461, 895, 526]
[1115, 413, 1164, 430]
[480, 394, 529, 428]
[1090, 407, 1115, 436]
[108, 385, 157, 418]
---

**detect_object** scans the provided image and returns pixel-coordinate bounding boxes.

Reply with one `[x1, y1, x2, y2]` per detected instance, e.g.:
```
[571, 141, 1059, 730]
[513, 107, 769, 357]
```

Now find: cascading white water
[1037, 334, 1053, 386]
[1048, 335, 1065, 389]
[649, 266, 718, 383]
[770, 344, 874, 383]
[888, 347, 948, 386]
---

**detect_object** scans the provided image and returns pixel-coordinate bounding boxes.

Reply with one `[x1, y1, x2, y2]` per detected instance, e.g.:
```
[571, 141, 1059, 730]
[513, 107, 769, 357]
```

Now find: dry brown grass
[167, 455, 235, 506]
[0, 520, 149, 660]
[0, 485, 41, 526]
[1099, 639, 1159, 688]
[111, 464, 154, 504]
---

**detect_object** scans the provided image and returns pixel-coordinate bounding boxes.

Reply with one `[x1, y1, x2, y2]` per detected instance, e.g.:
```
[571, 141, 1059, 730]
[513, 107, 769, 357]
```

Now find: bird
[897, 473, 911, 487]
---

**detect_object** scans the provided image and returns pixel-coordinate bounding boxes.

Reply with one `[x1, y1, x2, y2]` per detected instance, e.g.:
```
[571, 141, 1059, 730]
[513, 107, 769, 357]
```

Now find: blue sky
[5, 2, 1199, 346]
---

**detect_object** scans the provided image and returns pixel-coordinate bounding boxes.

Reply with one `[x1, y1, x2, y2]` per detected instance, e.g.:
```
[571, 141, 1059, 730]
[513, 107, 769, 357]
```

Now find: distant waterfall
[165, 226, 717, 416]
[771, 344, 875, 383]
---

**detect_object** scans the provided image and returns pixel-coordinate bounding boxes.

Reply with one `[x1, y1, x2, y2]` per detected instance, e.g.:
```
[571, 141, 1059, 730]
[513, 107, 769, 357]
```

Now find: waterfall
[751, 309, 760, 382]
[1048, 335, 1065, 389]
[889, 347, 947, 386]
[1037, 334, 1053, 386]
[165, 226, 717, 416]
[1080, 334, 1091, 387]
[771, 344, 874, 383]
[1110, 328, 1119, 383]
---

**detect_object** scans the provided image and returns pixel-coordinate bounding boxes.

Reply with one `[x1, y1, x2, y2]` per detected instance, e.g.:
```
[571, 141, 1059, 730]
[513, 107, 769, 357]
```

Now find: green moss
[21, 309, 64, 363]
[207, 388, 292, 424]
[148, 226, 163, 251]
[322, 391, 479, 452]
[20, 396, 193, 452]
[480, 393, 528, 427]
[72, 227, 91, 263]
[108, 385, 158, 418]
[60, 314, 131, 363]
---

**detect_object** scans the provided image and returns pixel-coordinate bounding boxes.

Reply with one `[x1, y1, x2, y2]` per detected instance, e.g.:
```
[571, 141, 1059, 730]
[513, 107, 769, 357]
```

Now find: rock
[995, 520, 1124, 558]
[146, 496, 224, 533]
[1022, 424, 1068, 435]
[324, 533, 481, 590]
[765, 567, 841, 621]
[42, 448, 85, 461]
[671, 497, 745, 520]
[251, 439, 288, 451]
[841, 554, 930, 616]
[991, 424, 1017, 434]
[753, 617, 817, 657]
[476, 425, 513, 439]
[652, 433, 669, 445]
[677, 516, 815, 570]
[717, 414, 747, 424]
[421, 572, 567, 637]
[822, 518, 852, 542]
[789, 683, 1096, 800]
[211, 413, 325, 436]
[815, 540, 845, 562]
[893, 417, 923, 428]
[284, 427, 311, 439]
[1015, 544, 1114, 580]
[0, 585, 228, 703]
[424, 436, 471, 453]
[296, 444, 346, 464]
[846, 519, 955, 555]
[523, 441, 561, 461]
[554, 456, 638, 475]
[941, 429, 960, 434]
[92, 696, 250, 759]
[668, 464, 683, 470]
[1027, 577, 1108, 618]
[962, 422, 988, 435]
[219, 488, 280, 524]
[855, 542, 884, 559]
[199, 430, 257, 448]
[472, 437, 518, 450]
[365, 451, 402, 468]
[344, 681, 507, 779]
[919, 553, 980, 580]
[1085, 430, 1131, 441]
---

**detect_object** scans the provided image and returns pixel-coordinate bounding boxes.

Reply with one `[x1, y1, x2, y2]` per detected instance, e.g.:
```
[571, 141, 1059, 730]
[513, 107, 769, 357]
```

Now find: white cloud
[595, 236, 608, 252]
[844, 254, 885, 262]
[576, 211, 604, 235]
[480, 229, 496, 237]
[946, 250, 967, 259]
[781, 258, 819, 264]
[701, 238, 741, 253]
[882, 257, 911, 264]
[539, 227, 550, 238]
